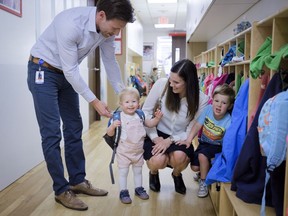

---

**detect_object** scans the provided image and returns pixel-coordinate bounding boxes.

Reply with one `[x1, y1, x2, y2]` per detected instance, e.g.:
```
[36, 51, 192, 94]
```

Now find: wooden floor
[0, 119, 216, 216]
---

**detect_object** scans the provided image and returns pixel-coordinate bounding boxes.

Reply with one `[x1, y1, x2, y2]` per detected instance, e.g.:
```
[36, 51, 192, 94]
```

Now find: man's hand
[91, 99, 112, 118]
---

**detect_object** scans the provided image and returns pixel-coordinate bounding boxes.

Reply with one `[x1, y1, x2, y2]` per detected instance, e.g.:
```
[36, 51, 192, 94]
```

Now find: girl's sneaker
[119, 190, 132, 204]
[135, 187, 149, 200]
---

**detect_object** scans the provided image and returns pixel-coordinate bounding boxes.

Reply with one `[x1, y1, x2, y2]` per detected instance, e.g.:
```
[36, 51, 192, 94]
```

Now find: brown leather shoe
[70, 180, 108, 196]
[55, 190, 88, 211]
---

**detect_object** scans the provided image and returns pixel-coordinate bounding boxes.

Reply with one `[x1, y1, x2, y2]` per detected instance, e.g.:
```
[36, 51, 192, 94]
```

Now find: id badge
[35, 71, 44, 84]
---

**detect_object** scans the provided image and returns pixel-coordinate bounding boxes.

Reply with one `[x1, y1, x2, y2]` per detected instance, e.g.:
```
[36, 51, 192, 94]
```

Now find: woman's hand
[151, 137, 171, 156]
[175, 139, 192, 149]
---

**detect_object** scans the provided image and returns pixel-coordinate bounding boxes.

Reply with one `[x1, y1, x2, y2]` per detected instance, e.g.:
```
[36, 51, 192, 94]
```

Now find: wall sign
[114, 40, 122, 55]
[114, 30, 122, 55]
[143, 42, 154, 61]
[0, 0, 22, 17]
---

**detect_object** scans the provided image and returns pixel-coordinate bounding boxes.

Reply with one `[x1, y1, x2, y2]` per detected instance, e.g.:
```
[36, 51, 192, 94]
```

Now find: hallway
[0, 119, 216, 216]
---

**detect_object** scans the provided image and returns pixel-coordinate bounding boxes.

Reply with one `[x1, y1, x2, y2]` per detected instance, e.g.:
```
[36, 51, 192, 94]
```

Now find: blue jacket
[206, 79, 249, 185]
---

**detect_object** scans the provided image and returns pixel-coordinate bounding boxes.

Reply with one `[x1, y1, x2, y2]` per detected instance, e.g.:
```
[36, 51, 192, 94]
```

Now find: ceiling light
[148, 0, 177, 3]
[154, 24, 175, 28]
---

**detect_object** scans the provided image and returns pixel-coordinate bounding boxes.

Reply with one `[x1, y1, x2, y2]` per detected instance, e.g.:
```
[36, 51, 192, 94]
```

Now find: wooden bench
[214, 183, 276, 216]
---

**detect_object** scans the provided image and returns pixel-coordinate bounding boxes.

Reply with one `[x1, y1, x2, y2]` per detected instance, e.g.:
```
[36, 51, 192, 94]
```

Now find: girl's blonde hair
[118, 87, 140, 103]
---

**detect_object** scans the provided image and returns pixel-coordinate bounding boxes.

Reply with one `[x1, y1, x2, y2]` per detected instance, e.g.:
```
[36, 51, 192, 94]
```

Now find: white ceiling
[130, 0, 260, 42]
[130, 0, 187, 34]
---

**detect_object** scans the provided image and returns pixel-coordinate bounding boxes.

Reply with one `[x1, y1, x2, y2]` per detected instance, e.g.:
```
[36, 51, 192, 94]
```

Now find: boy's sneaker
[198, 180, 208, 198]
[135, 187, 149, 200]
[193, 172, 201, 182]
[119, 190, 132, 204]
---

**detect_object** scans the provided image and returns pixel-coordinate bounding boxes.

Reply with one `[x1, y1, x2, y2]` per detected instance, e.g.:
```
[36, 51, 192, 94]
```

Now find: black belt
[29, 55, 63, 74]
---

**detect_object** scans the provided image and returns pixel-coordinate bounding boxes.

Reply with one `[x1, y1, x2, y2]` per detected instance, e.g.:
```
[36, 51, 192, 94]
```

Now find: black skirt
[143, 130, 194, 161]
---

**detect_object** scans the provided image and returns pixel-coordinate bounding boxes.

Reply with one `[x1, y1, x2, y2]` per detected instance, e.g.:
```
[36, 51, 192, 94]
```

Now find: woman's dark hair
[165, 59, 200, 121]
[97, 0, 135, 23]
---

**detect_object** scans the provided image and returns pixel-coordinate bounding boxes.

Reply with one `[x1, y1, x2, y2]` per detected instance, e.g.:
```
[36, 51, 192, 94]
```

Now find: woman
[142, 59, 209, 195]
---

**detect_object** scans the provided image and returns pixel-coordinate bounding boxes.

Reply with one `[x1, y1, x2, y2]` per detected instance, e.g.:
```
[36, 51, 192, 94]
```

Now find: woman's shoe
[172, 173, 186, 194]
[149, 172, 160, 192]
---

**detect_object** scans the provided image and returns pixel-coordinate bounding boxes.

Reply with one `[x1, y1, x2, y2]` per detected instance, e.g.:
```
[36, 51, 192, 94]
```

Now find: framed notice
[143, 42, 154, 61]
[115, 30, 122, 39]
[0, 0, 22, 17]
[114, 40, 122, 55]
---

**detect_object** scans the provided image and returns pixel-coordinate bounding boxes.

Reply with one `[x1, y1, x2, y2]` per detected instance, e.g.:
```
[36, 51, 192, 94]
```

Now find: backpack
[103, 109, 145, 149]
[257, 89, 288, 216]
[103, 108, 145, 184]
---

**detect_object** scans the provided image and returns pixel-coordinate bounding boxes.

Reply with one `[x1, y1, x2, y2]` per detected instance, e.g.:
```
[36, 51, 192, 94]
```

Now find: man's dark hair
[97, 0, 135, 23]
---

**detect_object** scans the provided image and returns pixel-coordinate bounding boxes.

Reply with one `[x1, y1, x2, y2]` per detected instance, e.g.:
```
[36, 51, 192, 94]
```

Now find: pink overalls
[116, 113, 146, 168]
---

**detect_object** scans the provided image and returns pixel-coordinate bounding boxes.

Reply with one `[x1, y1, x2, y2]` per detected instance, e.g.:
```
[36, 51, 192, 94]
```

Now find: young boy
[177, 84, 235, 198]
[106, 87, 163, 204]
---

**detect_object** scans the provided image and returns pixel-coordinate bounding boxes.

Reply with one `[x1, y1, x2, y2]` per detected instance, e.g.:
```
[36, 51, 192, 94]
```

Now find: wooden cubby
[194, 46, 217, 77]
[194, 7, 288, 216]
[196, 28, 252, 95]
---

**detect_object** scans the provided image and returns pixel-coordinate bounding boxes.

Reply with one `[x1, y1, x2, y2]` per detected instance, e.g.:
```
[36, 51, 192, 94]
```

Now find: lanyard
[38, 59, 44, 71]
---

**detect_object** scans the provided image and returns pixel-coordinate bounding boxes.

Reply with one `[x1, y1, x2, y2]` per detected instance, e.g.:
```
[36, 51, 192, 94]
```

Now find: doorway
[88, 0, 101, 124]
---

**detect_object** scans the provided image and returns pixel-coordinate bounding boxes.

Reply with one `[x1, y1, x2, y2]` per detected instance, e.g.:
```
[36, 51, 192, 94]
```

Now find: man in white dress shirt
[27, 0, 134, 211]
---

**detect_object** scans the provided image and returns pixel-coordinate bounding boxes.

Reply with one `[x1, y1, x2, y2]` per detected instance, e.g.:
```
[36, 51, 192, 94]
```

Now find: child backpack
[103, 108, 145, 184]
[257, 89, 288, 216]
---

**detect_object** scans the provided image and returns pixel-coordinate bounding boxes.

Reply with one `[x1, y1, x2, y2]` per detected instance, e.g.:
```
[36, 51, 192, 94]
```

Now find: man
[150, 67, 158, 87]
[27, 0, 134, 211]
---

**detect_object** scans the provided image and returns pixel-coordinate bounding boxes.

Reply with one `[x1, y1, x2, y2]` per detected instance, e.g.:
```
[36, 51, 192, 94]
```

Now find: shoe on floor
[149, 172, 161, 192]
[70, 180, 108, 196]
[172, 172, 186, 194]
[119, 190, 132, 204]
[193, 172, 201, 182]
[135, 187, 149, 200]
[198, 180, 208, 198]
[55, 190, 88, 211]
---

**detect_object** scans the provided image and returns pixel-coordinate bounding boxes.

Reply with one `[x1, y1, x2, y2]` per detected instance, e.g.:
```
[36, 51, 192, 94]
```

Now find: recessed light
[148, 0, 177, 3]
[154, 24, 175, 28]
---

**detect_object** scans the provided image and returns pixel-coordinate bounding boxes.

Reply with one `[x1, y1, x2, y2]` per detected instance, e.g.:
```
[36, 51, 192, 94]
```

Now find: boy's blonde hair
[212, 84, 235, 105]
[119, 87, 140, 103]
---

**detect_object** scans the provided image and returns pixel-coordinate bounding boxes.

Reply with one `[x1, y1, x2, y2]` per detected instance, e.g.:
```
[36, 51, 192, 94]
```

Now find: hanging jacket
[250, 37, 272, 79]
[266, 43, 288, 71]
[205, 79, 249, 185]
[208, 73, 229, 103]
[231, 72, 286, 215]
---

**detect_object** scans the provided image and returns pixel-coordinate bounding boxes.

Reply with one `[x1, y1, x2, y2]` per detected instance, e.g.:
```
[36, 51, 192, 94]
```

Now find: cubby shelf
[195, 7, 288, 216]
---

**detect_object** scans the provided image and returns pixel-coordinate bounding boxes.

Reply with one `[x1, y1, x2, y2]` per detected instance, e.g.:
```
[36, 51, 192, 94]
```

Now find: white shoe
[198, 180, 208, 198]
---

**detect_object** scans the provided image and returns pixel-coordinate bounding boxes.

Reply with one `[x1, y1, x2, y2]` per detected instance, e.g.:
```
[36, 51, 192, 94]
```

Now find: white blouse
[142, 78, 209, 141]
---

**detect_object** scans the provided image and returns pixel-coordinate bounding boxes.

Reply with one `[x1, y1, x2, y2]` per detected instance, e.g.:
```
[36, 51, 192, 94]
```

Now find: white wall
[143, 31, 169, 75]
[0, 0, 88, 191]
[127, 18, 144, 56]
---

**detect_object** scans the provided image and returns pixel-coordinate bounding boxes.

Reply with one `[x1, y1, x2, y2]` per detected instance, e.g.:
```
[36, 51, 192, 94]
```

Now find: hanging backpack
[103, 108, 145, 184]
[257, 89, 288, 216]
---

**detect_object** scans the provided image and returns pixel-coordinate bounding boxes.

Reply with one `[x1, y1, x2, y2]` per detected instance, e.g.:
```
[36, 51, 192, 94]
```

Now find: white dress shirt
[142, 78, 209, 141]
[30, 7, 124, 102]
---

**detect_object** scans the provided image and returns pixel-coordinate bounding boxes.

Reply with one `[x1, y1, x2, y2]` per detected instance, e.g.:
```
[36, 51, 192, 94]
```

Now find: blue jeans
[27, 61, 85, 195]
